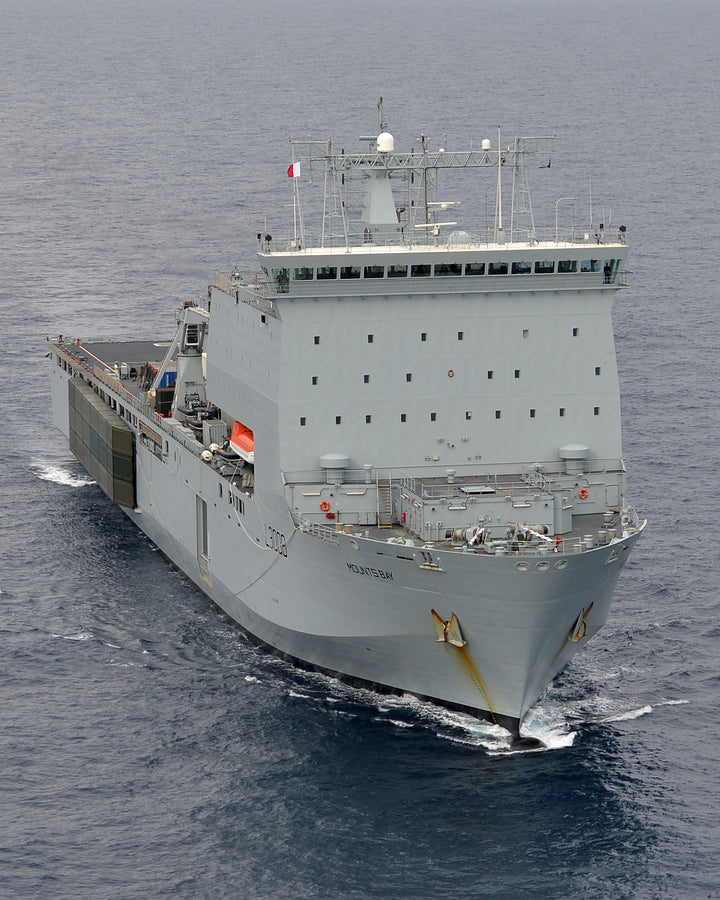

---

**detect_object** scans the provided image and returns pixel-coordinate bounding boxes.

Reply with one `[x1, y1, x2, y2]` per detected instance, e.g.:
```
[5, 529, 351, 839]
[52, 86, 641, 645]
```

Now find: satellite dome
[377, 132, 394, 153]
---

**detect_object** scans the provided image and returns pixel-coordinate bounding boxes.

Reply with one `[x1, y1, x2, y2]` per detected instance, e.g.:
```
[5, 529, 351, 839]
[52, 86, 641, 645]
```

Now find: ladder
[377, 481, 393, 528]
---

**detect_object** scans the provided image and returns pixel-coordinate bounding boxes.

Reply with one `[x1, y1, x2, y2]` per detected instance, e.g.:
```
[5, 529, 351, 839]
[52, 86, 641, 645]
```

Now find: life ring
[578, 488, 589, 499]
[319, 500, 330, 512]
[448, 369, 454, 377]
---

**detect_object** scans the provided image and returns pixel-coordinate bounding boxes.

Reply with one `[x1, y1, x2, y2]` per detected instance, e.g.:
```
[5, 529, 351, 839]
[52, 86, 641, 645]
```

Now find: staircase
[378, 481, 393, 528]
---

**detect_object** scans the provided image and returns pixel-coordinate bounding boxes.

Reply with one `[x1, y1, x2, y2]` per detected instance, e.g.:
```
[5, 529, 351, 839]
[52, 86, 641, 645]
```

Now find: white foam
[600, 704, 653, 722]
[287, 690, 312, 700]
[52, 631, 92, 642]
[34, 463, 95, 488]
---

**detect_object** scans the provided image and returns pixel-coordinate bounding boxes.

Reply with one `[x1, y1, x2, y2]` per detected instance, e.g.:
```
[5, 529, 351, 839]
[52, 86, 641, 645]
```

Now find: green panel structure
[68, 379, 136, 508]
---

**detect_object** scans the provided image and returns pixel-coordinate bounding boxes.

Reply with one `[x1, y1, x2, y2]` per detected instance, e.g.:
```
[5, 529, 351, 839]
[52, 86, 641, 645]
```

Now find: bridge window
[272, 268, 289, 291]
[294, 266, 313, 280]
[465, 262, 485, 276]
[488, 262, 508, 275]
[603, 259, 620, 283]
[317, 266, 337, 280]
[511, 261, 531, 274]
[411, 264, 431, 277]
[387, 264, 408, 278]
[434, 263, 462, 276]
[364, 265, 384, 278]
[535, 260, 555, 274]
[558, 260, 577, 273]
[340, 265, 361, 279]
[581, 259, 600, 273]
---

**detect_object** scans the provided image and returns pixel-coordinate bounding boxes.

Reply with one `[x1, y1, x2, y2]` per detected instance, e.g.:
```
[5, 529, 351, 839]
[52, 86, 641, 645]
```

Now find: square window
[530, 409, 536, 418]
[430, 412, 437, 422]
[364, 374, 370, 384]
[465, 411, 472, 420]
[312, 375, 318, 385]
[495, 410, 502, 419]
[514, 369, 520, 378]
[400, 413, 407, 423]
[523, 329, 529, 339]
[559, 408, 566, 417]
[368, 334, 374, 343]
[487, 370, 494, 380]
[421, 332, 427, 342]
[406, 373, 412, 382]
[457, 331, 464, 341]
[594, 406, 600, 416]
[595, 366, 601, 376]
[364, 265, 384, 279]
[335, 416, 342, 425]
[572, 327, 579, 337]
[300, 417, 306, 426]
[314, 335, 320, 345]
[365, 415, 372, 424]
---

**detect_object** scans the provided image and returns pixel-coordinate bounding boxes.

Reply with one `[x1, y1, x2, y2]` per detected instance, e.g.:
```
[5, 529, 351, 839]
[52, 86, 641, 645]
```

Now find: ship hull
[121, 438, 641, 736]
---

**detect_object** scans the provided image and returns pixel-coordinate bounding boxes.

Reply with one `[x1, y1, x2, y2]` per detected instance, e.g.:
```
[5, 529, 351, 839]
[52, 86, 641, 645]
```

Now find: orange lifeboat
[229, 420, 255, 464]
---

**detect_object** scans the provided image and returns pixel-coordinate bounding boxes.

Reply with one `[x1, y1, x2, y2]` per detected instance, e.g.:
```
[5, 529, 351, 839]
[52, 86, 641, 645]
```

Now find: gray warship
[48, 109, 644, 745]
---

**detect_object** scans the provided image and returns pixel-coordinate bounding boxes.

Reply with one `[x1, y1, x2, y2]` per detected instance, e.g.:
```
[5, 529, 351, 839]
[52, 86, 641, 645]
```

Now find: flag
[287, 161, 301, 178]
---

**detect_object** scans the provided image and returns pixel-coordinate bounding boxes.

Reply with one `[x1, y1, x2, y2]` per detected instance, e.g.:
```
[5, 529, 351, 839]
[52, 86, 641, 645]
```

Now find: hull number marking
[266, 526, 288, 557]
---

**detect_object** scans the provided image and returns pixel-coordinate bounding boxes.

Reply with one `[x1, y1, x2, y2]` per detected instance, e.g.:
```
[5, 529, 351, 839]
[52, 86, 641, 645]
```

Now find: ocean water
[2, 0, 719, 897]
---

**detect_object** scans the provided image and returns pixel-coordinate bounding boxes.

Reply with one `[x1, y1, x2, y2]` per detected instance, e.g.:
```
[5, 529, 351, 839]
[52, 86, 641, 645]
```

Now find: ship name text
[346, 562, 394, 581]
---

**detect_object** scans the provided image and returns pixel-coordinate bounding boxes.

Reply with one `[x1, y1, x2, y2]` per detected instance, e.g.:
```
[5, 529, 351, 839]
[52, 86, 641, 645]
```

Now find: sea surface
[2, 1, 719, 897]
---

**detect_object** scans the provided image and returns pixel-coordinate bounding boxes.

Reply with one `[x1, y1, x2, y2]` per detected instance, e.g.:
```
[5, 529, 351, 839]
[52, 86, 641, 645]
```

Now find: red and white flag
[287, 161, 301, 178]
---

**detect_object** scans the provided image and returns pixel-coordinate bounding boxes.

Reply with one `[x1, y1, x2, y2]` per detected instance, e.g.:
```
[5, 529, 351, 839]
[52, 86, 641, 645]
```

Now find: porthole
[515, 561, 530, 572]
[536, 561, 550, 571]
[554, 560, 568, 570]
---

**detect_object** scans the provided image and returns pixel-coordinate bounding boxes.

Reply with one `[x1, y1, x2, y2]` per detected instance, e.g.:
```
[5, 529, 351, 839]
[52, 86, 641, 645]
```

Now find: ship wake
[33, 460, 95, 488]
